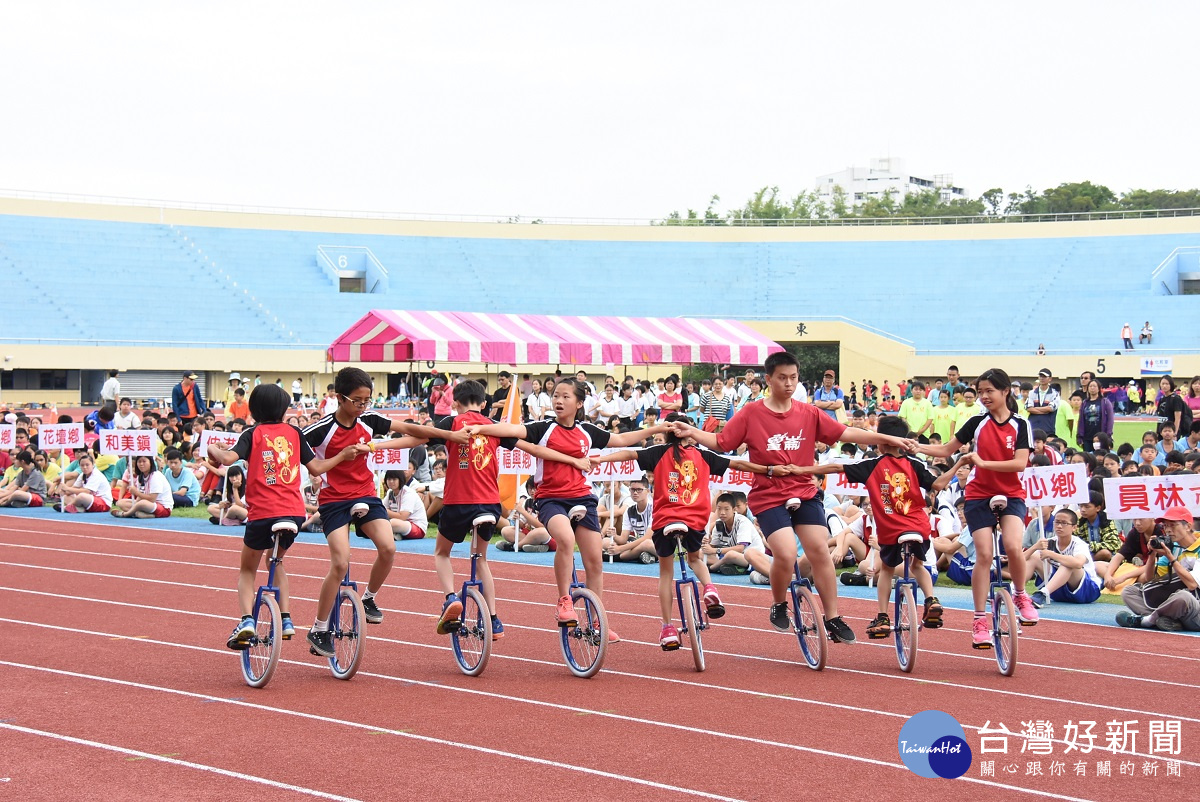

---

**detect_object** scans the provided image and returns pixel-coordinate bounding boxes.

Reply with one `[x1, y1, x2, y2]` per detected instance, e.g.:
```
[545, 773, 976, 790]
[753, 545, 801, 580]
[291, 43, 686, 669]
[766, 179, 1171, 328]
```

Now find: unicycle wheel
[993, 587, 1018, 677]
[330, 587, 366, 680]
[241, 594, 281, 688]
[894, 584, 918, 674]
[680, 582, 706, 673]
[452, 587, 493, 677]
[560, 587, 608, 678]
[792, 583, 827, 671]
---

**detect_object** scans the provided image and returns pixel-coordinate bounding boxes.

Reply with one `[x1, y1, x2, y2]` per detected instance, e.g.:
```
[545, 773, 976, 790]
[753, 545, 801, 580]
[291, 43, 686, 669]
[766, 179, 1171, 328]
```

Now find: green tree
[1119, 188, 1200, 210]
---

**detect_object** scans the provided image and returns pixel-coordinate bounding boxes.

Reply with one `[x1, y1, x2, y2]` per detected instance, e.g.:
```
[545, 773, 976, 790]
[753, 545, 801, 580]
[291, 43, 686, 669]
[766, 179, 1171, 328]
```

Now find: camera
[1149, 536, 1168, 551]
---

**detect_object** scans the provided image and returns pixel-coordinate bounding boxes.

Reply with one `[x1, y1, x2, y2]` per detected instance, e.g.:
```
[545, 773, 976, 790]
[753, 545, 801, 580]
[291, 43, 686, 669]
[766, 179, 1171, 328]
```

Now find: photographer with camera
[1116, 506, 1200, 631]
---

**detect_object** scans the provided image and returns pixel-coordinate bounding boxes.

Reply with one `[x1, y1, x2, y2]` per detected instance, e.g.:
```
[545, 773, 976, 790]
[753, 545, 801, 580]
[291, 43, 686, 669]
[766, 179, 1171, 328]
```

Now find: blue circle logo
[898, 710, 973, 779]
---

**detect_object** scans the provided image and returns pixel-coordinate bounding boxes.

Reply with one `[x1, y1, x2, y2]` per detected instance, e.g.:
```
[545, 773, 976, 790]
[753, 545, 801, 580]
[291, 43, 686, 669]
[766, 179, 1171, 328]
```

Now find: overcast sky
[1, 2, 1195, 221]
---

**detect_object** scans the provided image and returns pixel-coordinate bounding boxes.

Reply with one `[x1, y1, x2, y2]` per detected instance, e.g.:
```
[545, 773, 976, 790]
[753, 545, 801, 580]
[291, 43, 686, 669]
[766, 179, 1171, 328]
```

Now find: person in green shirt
[1055, 391, 1082, 444]
[898, 381, 935, 443]
[954, 386, 983, 428]
[930, 389, 958, 445]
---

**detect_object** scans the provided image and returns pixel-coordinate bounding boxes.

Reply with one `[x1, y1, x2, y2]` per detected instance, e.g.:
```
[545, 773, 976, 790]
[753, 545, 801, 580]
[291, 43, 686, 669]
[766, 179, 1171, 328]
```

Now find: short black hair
[452, 379, 486, 408]
[248, 383, 291, 424]
[1055, 508, 1079, 525]
[15, 452, 34, 465]
[234, 387, 245, 397]
[764, 351, 799, 376]
[876, 415, 910, 439]
[715, 493, 736, 508]
[164, 448, 183, 461]
[97, 406, 114, 422]
[334, 366, 373, 396]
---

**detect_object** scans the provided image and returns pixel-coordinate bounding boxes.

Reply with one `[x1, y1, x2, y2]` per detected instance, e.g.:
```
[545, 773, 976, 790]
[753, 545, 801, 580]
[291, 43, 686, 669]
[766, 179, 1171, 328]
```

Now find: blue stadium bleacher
[2, 212, 1199, 352]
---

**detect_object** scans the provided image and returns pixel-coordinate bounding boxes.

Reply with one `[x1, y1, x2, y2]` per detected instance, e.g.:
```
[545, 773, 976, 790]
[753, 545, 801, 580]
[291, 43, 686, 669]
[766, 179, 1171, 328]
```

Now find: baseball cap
[1038, 368, 1052, 378]
[1128, 380, 1137, 386]
[1157, 506, 1193, 525]
[823, 370, 835, 378]
[185, 372, 198, 380]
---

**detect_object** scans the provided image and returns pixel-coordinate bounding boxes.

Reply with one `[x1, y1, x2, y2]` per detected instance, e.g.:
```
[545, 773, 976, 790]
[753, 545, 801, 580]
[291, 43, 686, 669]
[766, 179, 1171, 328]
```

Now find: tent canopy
[328, 310, 783, 366]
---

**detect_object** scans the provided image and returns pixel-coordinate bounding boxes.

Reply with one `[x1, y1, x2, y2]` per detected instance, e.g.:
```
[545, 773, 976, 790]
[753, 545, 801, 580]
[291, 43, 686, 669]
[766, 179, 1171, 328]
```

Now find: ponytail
[663, 411, 691, 465]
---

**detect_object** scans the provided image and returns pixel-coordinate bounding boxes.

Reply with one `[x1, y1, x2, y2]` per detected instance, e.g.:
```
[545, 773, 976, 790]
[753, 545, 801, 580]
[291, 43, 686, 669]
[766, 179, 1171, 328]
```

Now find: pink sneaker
[555, 596, 577, 627]
[972, 617, 992, 650]
[607, 628, 621, 644]
[659, 624, 680, 651]
[702, 583, 726, 619]
[1014, 592, 1039, 626]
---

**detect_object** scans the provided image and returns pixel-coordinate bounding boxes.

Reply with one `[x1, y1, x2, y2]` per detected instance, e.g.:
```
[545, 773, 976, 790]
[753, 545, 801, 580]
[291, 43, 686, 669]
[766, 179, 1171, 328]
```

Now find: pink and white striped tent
[328, 310, 783, 366]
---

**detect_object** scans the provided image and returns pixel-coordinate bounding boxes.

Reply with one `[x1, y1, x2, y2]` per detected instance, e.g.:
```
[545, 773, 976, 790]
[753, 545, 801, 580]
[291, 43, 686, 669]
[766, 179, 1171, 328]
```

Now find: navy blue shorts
[651, 526, 704, 558]
[879, 539, 930, 568]
[535, 495, 600, 532]
[755, 498, 827, 536]
[1049, 566, 1102, 604]
[964, 497, 1028, 535]
[438, 503, 503, 544]
[319, 496, 389, 538]
[243, 515, 305, 551]
[947, 553, 974, 585]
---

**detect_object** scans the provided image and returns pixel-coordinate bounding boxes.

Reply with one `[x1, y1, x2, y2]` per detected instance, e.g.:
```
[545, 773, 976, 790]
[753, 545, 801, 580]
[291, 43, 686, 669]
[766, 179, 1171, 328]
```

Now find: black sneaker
[495, 540, 515, 551]
[825, 615, 856, 643]
[923, 596, 944, 629]
[769, 602, 792, 632]
[209, 515, 220, 525]
[307, 628, 334, 657]
[866, 613, 891, 639]
[362, 597, 384, 624]
[839, 571, 868, 586]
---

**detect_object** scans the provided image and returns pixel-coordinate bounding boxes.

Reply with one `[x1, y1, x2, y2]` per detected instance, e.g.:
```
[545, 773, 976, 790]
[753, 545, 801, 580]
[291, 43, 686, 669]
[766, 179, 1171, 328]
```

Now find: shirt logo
[766, 432, 804, 451]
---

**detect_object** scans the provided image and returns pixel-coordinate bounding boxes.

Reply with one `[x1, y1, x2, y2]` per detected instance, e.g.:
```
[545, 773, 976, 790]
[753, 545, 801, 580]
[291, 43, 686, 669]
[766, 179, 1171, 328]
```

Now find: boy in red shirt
[373, 380, 589, 639]
[673, 352, 918, 643]
[208, 384, 365, 649]
[794, 415, 955, 637]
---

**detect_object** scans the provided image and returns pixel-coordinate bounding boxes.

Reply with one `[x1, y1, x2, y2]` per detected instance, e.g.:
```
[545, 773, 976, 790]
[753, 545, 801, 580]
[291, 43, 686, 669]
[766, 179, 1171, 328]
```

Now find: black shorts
[438, 503, 503, 544]
[243, 515, 305, 551]
[756, 498, 826, 535]
[651, 526, 704, 558]
[879, 539, 930, 568]
[964, 497, 1028, 534]
[535, 495, 600, 532]
[319, 496, 389, 538]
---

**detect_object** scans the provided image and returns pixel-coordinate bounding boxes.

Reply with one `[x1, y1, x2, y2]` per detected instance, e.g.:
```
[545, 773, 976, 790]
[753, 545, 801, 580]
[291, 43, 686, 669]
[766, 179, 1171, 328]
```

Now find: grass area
[170, 506, 210, 520]
[837, 567, 1124, 605]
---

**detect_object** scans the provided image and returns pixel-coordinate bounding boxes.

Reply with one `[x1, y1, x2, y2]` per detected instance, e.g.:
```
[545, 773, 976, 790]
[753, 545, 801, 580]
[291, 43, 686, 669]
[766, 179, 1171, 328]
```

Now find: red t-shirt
[232, 422, 316, 520]
[436, 411, 518, 506]
[303, 411, 392, 503]
[656, 392, 683, 412]
[716, 399, 846, 514]
[955, 413, 1032, 501]
[635, 443, 730, 531]
[842, 454, 935, 546]
[522, 419, 611, 500]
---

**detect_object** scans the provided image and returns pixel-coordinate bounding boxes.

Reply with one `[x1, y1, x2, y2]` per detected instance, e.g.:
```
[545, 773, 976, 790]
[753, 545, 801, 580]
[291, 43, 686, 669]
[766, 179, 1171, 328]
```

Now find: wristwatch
[767, 465, 775, 477]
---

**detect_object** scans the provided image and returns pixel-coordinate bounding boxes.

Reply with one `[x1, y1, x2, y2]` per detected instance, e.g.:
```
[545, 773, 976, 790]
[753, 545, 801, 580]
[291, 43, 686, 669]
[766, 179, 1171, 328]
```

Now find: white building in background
[814, 157, 968, 207]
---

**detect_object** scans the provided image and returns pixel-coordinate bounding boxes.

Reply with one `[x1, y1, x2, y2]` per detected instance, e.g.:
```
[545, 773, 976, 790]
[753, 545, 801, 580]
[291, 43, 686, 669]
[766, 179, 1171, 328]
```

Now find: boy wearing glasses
[301, 367, 428, 657]
[1025, 508, 1102, 607]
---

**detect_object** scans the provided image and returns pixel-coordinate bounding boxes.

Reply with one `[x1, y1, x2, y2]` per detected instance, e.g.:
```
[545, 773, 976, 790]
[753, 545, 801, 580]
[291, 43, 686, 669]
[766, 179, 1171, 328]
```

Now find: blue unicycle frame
[450, 517, 496, 677]
[240, 524, 290, 688]
[985, 496, 1020, 676]
[668, 526, 710, 672]
[322, 567, 366, 680]
[892, 533, 924, 674]
[559, 558, 609, 679]
[789, 562, 827, 671]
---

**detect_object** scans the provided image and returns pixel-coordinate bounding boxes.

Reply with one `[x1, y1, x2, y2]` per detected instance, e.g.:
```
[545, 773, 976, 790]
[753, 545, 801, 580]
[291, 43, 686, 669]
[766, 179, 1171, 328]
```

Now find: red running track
[0, 515, 1195, 801]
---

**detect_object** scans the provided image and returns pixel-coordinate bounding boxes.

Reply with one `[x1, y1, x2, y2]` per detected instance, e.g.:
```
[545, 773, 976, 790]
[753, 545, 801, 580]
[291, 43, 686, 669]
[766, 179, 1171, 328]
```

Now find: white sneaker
[749, 570, 771, 585]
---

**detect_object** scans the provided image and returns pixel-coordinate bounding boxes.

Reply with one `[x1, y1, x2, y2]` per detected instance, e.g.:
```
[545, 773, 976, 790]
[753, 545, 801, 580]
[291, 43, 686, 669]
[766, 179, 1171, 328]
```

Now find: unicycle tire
[560, 587, 608, 678]
[792, 583, 827, 671]
[894, 584, 918, 674]
[452, 587, 493, 677]
[330, 587, 366, 681]
[680, 582, 706, 673]
[993, 587, 1018, 677]
[241, 594, 281, 688]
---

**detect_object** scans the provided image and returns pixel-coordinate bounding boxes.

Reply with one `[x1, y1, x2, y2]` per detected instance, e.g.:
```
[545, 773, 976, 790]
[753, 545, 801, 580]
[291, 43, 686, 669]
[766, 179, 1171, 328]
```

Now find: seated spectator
[1155, 424, 1184, 467]
[1026, 508, 1102, 606]
[414, 459, 446, 521]
[1139, 320, 1153, 345]
[58, 453, 113, 513]
[0, 452, 47, 508]
[301, 478, 322, 533]
[704, 492, 764, 575]
[382, 469, 427, 540]
[1105, 517, 1160, 591]
[84, 404, 116, 433]
[1074, 491, 1120, 578]
[1117, 506, 1199, 631]
[111, 455, 173, 518]
[33, 450, 63, 499]
[206, 464, 247, 524]
[113, 398, 141, 430]
[1137, 442, 1161, 475]
[163, 448, 201, 507]
[602, 476, 655, 563]
[597, 480, 632, 532]
[498, 479, 551, 552]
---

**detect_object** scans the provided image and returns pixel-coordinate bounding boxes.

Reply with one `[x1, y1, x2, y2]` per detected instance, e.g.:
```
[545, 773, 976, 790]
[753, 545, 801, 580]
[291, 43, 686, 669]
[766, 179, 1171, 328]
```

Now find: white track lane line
[8, 527, 1197, 663]
[0, 655, 1106, 802]
[1, 554, 1194, 693]
[1, 607, 1195, 771]
[0, 721, 365, 802]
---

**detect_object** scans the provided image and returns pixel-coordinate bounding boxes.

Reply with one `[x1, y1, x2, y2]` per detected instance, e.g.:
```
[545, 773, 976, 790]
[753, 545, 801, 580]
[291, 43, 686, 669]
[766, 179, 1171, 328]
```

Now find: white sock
[312, 617, 329, 632]
[363, 589, 376, 601]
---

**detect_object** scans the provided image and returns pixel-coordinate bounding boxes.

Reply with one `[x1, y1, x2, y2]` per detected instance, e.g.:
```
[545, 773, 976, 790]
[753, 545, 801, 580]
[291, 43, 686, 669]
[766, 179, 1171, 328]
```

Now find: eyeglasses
[630, 487, 647, 493]
[339, 394, 372, 409]
[1053, 520, 1074, 527]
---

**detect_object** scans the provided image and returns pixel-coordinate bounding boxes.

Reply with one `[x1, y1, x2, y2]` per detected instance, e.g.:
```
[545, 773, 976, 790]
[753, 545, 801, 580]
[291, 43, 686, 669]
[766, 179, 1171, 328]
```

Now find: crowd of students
[4, 356, 1200, 648]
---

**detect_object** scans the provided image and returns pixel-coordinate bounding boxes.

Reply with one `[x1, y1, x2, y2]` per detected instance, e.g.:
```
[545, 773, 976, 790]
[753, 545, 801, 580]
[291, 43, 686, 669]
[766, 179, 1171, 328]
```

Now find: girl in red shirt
[594, 413, 774, 650]
[918, 367, 1039, 648]
[468, 379, 669, 639]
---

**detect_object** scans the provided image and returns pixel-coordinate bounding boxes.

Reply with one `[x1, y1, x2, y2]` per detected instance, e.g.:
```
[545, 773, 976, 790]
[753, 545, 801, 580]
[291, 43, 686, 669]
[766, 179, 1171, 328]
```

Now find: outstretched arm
[389, 420, 465, 444]
[370, 435, 430, 451]
[669, 421, 720, 451]
[517, 441, 591, 471]
[464, 422, 528, 440]
[606, 424, 669, 448]
[306, 443, 371, 476]
[726, 458, 777, 476]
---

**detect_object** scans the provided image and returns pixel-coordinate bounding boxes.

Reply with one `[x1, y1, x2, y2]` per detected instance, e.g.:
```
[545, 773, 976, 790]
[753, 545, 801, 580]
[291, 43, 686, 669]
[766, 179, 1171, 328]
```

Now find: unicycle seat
[472, 513, 498, 528]
[663, 521, 689, 536]
[271, 520, 299, 534]
[786, 497, 801, 511]
[897, 531, 924, 545]
[567, 505, 587, 522]
[989, 495, 1007, 512]
[350, 502, 370, 518]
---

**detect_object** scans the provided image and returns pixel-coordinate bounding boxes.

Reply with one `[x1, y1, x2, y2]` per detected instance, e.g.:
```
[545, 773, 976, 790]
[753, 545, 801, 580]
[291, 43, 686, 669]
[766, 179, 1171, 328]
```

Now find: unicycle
[559, 504, 609, 678]
[892, 532, 924, 674]
[240, 520, 293, 688]
[986, 495, 1019, 677]
[450, 514, 496, 677]
[665, 522, 721, 672]
[313, 564, 366, 680]
[785, 498, 827, 671]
